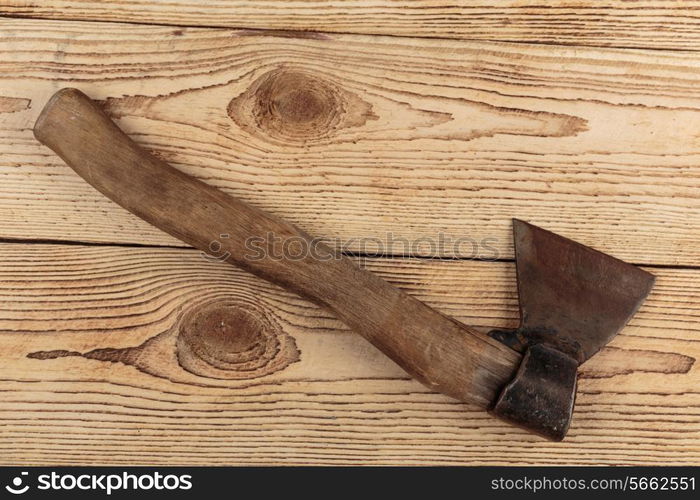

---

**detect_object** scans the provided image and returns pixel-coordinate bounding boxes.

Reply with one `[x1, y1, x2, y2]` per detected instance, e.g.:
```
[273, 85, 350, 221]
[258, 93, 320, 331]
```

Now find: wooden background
[0, 1, 698, 465]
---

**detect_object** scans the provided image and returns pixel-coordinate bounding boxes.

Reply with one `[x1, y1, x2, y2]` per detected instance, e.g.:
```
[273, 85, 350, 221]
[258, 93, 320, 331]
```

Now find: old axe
[33, 88, 655, 440]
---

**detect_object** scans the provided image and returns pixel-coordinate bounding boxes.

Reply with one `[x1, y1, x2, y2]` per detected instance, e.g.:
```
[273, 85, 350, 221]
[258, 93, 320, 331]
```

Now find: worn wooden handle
[33, 88, 519, 407]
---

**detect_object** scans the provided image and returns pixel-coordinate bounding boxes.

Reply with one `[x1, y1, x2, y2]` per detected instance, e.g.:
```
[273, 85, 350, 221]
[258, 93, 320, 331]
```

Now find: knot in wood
[228, 67, 375, 144]
[176, 298, 299, 379]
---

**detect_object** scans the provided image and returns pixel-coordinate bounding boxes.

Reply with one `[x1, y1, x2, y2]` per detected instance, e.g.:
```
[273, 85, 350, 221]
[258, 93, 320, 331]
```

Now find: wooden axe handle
[34, 88, 519, 407]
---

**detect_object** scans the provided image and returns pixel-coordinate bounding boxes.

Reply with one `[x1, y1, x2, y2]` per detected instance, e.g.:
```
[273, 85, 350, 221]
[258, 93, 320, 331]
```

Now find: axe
[32, 88, 655, 440]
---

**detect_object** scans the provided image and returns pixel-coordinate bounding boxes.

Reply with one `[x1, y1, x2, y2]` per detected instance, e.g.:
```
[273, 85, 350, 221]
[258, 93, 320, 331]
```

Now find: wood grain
[0, 242, 696, 465]
[5, 1, 700, 51]
[0, 19, 699, 266]
[32, 87, 520, 410]
[1, 9, 699, 465]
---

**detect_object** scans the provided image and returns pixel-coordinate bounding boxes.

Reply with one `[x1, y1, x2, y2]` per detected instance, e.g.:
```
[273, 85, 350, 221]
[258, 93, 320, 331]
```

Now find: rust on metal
[490, 219, 655, 439]
[490, 343, 578, 441]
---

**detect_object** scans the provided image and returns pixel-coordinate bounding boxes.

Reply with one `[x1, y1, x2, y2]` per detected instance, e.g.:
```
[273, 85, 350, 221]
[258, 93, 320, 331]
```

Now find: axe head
[489, 219, 655, 440]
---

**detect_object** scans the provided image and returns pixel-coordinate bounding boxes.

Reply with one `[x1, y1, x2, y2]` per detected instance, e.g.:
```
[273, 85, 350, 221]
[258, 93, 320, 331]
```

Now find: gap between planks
[1, 236, 700, 272]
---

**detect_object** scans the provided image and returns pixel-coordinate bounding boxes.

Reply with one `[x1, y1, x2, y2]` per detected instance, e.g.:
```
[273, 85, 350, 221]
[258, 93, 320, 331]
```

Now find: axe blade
[489, 220, 655, 440]
[492, 219, 655, 364]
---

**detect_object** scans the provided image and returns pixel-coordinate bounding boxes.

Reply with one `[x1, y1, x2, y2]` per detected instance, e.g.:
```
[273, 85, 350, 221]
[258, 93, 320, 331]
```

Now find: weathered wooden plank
[1, 19, 700, 265]
[4, 1, 700, 51]
[0, 242, 697, 465]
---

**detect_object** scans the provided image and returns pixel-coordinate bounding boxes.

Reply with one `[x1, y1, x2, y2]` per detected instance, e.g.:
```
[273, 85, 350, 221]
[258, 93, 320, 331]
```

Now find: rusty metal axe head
[488, 219, 655, 440]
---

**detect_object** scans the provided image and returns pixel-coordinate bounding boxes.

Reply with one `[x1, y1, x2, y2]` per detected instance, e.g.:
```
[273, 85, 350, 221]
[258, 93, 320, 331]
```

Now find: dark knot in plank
[176, 298, 299, 379]
[228, 67, 376, 144]
[26, 296, 300, 384]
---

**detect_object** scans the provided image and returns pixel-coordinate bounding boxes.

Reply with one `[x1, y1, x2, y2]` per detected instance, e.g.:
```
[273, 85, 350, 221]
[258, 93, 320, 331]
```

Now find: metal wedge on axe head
[32, 88, 655, 441]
